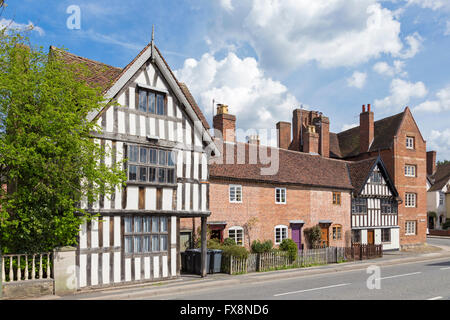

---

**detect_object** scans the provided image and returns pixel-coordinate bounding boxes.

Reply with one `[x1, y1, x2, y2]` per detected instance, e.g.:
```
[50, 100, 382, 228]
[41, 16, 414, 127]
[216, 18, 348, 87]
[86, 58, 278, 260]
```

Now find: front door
[320, 226, 329, 247]
[291, 225, 302, 250]
[367, 230, 375, 245]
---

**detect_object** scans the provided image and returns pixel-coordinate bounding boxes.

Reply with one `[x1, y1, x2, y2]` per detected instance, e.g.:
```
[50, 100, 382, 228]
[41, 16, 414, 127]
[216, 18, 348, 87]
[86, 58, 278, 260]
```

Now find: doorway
[367, 229, 375, 245]
[291, 224, 303, 250]
[320, 225, 329, 247]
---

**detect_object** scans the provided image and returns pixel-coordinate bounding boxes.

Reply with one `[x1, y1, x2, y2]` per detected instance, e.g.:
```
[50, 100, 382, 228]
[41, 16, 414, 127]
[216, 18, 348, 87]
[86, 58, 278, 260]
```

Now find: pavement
[32, 236, 450, 300]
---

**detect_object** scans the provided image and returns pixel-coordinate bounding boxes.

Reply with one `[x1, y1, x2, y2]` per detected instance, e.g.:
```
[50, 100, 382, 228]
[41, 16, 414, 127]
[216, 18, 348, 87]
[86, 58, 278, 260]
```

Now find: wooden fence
[1, 253, 53, 283]
[222, 245, 382, 275]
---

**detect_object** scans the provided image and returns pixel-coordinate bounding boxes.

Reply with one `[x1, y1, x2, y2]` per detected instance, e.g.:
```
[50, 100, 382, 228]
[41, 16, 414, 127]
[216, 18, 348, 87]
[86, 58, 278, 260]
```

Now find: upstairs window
[352, 198, 367, 214]
[275, 188, 286, 204]
[333, 192, 341, 205]
[128, 145, 176, 184]
[228, 227, 244, 246]
[381, 199, 398, 214]
[229, 185, 242, 203]
[439, 192, 444, 205]
[138, 89, 166, 116]
[405, 165, 416, 177]
[371, 171, 382, 184]
[406, 136, 415, 150]
[405, 193, 417, 208]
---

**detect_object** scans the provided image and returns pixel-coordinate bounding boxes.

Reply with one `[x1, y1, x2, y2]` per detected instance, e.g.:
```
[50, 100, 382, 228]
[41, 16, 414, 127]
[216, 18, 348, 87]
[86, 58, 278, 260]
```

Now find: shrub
[251, 240, 273, 253]
[221, 245, 249, 259]
[442, 220, 450, 230]
[279, 239, 298, 261]
[223, 238, 236, 246]
[304, 225, 322, 248]
[207, 238, 222, 249]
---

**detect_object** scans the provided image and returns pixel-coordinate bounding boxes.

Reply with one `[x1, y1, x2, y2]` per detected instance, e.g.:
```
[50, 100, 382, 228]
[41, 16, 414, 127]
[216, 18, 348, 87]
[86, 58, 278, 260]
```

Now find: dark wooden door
[320, 226, 329, 247]
[367, 230, 375, 245]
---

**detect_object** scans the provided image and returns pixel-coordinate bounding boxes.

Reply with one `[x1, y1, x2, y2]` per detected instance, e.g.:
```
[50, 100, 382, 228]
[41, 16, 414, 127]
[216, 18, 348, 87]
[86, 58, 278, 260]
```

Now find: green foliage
[428, 211, 437, 218]
[304, 225, 322, 248]
[279, 239, 298, 261]
[223, 238, 236, 246]
[221, 245, 249, 259]
[437, 160, 450, 166]
[442, 220, 450, 230]
[251, 240, 273, 253]
[0, 31, 126, 253]
[207, 238, 222, 249]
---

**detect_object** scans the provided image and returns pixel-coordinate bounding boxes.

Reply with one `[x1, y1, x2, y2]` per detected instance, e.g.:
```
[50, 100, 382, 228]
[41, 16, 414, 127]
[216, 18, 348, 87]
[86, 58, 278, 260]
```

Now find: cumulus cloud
[174, 52, 300, 135]
[219, 0, 234, 11]
[347, 71, 367, 89]
[414, 86, 450, 112]
[445, 21, 450, 36]
[427, 129, 450, 161]
[373, 60, 407, 77]
[406, 0, 449, 10]
[0, 18, 45, 36]
[209, 0, 421, 71]
[374, 78, 428, 110]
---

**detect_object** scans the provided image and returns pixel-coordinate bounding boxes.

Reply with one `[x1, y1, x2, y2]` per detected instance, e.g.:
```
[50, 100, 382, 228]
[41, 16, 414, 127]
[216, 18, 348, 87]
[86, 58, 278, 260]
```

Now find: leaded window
[124, 216, 169, 254]
[138, 89, 166, 116]
[352, 198, 367, 214]
[381, 199, 397, 214]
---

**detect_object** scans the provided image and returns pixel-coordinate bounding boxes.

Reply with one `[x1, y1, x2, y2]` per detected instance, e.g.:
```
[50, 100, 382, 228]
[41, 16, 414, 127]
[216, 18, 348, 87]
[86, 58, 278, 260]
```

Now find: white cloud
[174, 52, 300, 132]
[414, 86, 450, 112]
[0, 19, 45, 36]
[374, 78, 428, 110]
[347, 71, 367, 88]
[406, 0, 449, 10]
[428, 129, 450, 161]
[445, 21, 450, 36]
[219, 0, 234, 11]
[373, 60, 407, 77]
[81, 29, 144, 51]
[209, 0, 421, 71]
[342, 123, 359, 131]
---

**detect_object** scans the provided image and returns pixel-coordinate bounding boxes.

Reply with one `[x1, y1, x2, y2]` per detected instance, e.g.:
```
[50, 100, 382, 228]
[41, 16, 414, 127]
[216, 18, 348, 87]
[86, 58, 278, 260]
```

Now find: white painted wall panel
[162, 255, 168, 278]
[171, 216, 177, 244]
[129, 114, 136, 136]
[201, 184, 207, 212]
[102, 253, 110, 285]
[129, 87, 135, 109]
[168, 121, 174, 141]
[153, 256, 160, 278]
[177, 184, 183, 211]
[91, 218, 99, 248]
[106, 107, 114, 133]
[91, 253, 98, 286]
[127, 186, 139, 210]
[171, 248, 177, 277]
[114, 216, 121, 247]
[162, 188, 173, 211]
[185, 183, 191, 211]
[177, 122, 183, 143]
[146, 187, 156, 210]
[140, 115, 146, 137]
[193, 152, 199, 180]
[159, 119, 165, 140]
[149, 117, 156, 136]
[144, 257, 151, 279]
[192, 184, 199, 211]
[125, 258, 132, 282]
[79, 222, 87, 249]
[134, 258, 141, 281]
[79, 254, 87, 288]
[114, 252, 121, 283]
[103, 216, 110, 248]
[185, 151, 191, 179]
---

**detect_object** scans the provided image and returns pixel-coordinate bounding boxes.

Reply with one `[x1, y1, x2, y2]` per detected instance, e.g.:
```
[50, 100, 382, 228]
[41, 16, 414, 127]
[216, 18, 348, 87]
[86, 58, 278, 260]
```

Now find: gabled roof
[331, 111, 405, 159]
[429, 162, 450, 192]
[347, 156, 398, 196]
[209, 142, 354, 190]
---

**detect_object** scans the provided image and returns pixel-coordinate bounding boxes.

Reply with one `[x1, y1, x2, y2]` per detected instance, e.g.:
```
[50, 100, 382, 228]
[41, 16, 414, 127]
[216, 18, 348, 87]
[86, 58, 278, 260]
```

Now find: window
[406, 136, 415, 149]
[351, 230, 361, 244]
[333, 192, 341, 205]
[228, 227, 244, 246]
[405, 193, 417, 208]
[405, 221, 417, 235]
[275, 225, 288, 245]
[381, 229, 391, 243]
[405, 165, 416, 177]
[229, 185, 242, 203]
[332, 225, 342, 240]
[275, 188, 286, 204]
[370, 171, 382, 184]
[138, 89, 166, 116]
[381, 199, 397, 214]
[124, 216, 169, 254]
[127, 145, 176, 184]
[352, 198, 367, 214]
[439, 192, 444, 206]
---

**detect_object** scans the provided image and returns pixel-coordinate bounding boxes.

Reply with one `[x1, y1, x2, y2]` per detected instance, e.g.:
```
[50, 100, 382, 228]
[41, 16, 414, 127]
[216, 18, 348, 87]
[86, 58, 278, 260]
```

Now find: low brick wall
[2, 279, 54, 299]
[429, 229, 450, 237]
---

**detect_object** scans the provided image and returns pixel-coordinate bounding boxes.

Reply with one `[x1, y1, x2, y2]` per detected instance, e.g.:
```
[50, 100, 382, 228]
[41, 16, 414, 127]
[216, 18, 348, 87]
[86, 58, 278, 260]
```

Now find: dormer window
[138, 88, 166, 116]
[406, 136, 415, 150]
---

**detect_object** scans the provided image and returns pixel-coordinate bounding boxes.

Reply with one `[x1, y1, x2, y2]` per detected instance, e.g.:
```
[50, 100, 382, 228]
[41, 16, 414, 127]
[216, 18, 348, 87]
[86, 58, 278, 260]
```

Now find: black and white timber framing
[76, 42, 218, 289]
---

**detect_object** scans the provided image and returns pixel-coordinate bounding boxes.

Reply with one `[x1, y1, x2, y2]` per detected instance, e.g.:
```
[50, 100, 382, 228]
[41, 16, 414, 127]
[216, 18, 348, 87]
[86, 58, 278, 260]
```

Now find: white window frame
[405, 221, 416, 235]
[405, 193, 417, 208]
[406, 136, 415, 150]
[404, 165, 416, 177]
[275, 188, 287, 204]
[228, 226, 244, 246]
[229, 185, 242, 203]
[274, 225, 288, 245]
[439, 192, 444, 206]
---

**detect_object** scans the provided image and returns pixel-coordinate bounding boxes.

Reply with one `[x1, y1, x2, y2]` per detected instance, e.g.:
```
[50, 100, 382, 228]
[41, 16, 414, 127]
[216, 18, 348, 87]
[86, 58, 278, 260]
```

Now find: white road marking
[427, 296, 443, 300]
[440, 267, 450, 270]
[274, 283, 351, 297]
[379, 272, 422, 280]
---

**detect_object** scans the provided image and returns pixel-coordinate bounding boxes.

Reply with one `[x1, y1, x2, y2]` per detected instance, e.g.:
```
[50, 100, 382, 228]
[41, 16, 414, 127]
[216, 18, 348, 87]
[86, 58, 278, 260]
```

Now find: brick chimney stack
[427, 151, 437, 176]
[247, 134, 260, 146]
[303, 125, 320, 154]
[315, 115, 330, 158]
[213, 104, 236, 143]
[276, 121, 291, 150]
[360, 104, 374, 153]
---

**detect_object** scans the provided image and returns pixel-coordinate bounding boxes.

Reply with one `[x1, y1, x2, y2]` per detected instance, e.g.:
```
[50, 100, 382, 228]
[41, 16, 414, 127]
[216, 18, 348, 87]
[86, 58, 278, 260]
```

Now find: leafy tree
[0, 31, 126, 253]
[437, 160, 450, 166]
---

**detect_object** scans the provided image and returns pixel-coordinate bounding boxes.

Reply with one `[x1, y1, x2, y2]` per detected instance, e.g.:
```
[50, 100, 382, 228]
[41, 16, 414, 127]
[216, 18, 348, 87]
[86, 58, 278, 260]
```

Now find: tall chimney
[427, 151, 437, 176]
[292, 109, 304, 152]
[213, 104, 236, 143]
[303, 125, 319, 154]
[315, 115, 330, 158]
[247, 134, 260, 145]
[277, 121, 291, 150]
[359, 104, 374, 153]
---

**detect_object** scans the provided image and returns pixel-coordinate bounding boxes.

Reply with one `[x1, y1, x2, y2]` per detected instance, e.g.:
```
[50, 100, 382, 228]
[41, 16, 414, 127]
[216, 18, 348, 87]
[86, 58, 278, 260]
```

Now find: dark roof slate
[429, 163, 450, 192]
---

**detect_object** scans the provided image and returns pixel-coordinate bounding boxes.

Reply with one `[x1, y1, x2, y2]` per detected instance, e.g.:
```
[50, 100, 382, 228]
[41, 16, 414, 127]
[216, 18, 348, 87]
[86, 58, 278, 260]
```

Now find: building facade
[53, 41, 216, 289]
[426, 154, 450, 230]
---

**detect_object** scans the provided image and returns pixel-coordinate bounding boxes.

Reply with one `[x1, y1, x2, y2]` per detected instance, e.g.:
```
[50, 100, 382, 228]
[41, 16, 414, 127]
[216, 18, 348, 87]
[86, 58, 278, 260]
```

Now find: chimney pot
[368, 104, 371, 112]
[362, 105, 366, 113]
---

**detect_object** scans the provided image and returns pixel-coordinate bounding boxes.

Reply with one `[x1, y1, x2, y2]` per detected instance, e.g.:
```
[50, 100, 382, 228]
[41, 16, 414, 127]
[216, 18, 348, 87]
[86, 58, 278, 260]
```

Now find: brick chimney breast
[276, 121, 291, 150]
[360, 104, 374, 154]
[427, 151, 437, 176]
[213, 104, 236, 143]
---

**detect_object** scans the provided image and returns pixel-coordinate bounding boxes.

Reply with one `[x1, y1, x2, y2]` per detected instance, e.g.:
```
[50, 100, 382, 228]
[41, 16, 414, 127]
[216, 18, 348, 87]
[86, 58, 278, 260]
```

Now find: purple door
[291, 225, 302, 250]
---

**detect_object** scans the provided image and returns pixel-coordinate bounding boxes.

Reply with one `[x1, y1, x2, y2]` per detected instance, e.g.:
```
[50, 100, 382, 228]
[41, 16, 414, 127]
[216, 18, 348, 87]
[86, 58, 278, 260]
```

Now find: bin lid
[210, 249, 223, 253]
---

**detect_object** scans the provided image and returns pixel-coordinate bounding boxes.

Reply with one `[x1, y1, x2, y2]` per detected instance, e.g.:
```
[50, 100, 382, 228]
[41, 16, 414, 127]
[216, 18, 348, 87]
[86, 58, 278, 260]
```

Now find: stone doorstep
[66, 250, 450, 300]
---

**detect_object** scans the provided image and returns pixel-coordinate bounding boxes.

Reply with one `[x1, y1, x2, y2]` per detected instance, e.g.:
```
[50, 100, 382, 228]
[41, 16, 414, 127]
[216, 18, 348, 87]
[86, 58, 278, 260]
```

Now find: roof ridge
[50, 46, 122, 71]
[336, 110, 405, 136]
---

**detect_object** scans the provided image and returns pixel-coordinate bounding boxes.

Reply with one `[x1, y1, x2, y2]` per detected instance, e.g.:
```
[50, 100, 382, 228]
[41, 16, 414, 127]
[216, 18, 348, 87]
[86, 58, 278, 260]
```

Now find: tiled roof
[347, 157, 378, 193]
[209, 142, 354, 190]
[331, 111, 405, 159]
[429, 163, 450, 192]
[50, 44, 210, 130]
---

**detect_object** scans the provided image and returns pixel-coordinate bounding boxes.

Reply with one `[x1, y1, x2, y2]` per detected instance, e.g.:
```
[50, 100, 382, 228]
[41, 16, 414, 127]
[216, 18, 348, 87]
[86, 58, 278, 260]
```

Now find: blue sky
[2, 0, 450, 160]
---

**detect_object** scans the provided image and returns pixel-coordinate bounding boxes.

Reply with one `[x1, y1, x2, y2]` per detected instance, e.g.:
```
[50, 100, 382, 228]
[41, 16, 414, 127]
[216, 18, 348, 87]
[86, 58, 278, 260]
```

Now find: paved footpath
[33, 237, 450, 300]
